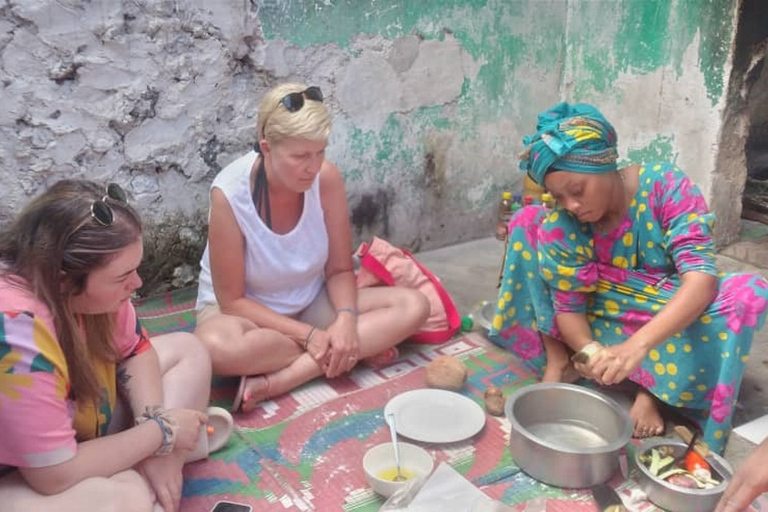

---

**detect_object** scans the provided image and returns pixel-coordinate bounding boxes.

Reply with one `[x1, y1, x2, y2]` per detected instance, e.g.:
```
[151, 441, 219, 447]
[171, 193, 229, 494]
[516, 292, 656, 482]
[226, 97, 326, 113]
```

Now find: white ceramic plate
[384, 389, 486, 443]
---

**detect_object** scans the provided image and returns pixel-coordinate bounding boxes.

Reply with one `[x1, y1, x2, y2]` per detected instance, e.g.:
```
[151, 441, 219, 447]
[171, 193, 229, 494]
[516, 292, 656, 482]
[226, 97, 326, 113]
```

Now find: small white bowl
[363, 442, 435, 497]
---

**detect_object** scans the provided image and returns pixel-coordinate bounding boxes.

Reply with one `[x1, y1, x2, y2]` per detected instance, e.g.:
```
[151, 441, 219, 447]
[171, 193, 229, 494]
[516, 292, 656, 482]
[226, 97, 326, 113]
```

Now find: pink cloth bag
[355, 236, 460, 344]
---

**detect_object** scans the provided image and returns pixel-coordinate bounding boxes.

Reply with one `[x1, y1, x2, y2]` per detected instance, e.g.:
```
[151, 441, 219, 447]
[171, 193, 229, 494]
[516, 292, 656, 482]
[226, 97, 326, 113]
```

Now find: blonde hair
[257, 82, 331, 145]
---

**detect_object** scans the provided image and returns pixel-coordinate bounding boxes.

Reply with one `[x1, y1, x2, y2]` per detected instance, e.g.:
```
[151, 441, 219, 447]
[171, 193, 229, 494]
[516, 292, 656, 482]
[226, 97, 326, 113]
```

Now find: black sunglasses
[279, 86, 324, 112]
[90, 183, 128, 227]
[260, 86, 324, 140]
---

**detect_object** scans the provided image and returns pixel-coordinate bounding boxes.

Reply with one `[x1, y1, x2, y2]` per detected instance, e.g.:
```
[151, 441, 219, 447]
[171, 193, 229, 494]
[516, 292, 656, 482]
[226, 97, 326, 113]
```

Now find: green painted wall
[257, 0, 738, 249]
[565, 0, 733, 106]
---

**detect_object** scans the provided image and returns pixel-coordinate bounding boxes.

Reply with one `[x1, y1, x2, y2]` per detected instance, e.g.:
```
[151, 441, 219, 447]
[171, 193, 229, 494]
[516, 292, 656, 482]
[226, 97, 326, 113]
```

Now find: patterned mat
[135, 289, 766, 512]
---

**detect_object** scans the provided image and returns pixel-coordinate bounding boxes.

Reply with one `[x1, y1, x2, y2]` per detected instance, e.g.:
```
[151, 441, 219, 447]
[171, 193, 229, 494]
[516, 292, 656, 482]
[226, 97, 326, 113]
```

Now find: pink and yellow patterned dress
[0, 274, 151, 474]
[490, 162, 768, 453]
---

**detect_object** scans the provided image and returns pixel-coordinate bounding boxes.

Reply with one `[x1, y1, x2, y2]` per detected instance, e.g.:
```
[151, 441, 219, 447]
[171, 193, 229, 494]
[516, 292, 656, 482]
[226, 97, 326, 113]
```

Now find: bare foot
[235, 374, 271, 414]
[540, 333, 578, 383]
[630, 389, 665, 438]
[542, 365, 564, 383]
[542, 362, 580, 383]
[363, 347, 399, 369]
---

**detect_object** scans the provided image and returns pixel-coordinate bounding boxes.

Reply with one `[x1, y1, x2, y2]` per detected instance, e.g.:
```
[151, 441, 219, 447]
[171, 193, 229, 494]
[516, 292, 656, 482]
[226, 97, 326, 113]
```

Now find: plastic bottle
[495, 191, 514, 241]
[461, 300, 493, 333]
[523, 174, 545, 204]
[541, 192, 554, 209]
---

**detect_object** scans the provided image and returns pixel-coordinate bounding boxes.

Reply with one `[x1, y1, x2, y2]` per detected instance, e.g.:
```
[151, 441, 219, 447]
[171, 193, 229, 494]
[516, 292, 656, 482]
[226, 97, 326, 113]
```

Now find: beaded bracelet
[135, 406, 179, 457]
[336, 307, 359, 317]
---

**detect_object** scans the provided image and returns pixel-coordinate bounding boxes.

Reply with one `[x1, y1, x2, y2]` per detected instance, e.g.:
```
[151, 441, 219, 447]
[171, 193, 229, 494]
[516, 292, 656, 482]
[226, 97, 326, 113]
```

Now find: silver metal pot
[504, 382, 632, 488]
[634, 438, 732, 512]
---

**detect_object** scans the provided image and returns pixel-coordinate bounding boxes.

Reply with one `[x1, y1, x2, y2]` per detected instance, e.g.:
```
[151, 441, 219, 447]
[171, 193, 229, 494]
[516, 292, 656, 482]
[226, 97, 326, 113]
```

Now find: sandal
[231, 376, 248, 413]
[362, 347, 400, 369]
[231, 374, 271, 414]
[206, 406, 234, 453]
[186, 406, 234, 463]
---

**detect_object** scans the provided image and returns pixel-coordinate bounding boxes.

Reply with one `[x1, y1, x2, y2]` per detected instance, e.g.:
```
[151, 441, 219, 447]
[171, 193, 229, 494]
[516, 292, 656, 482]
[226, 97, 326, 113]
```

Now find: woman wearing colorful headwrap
[490, 102, 768, 453]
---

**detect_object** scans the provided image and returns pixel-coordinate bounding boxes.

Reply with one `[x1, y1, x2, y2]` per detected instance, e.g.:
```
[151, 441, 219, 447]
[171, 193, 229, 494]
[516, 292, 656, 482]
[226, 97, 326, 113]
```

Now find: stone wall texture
[0, 0, 745, 292]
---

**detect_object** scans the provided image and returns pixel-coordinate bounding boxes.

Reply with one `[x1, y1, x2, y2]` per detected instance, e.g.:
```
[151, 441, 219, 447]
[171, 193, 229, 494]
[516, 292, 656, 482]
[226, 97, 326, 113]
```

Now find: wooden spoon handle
[673, 425, 710, 458]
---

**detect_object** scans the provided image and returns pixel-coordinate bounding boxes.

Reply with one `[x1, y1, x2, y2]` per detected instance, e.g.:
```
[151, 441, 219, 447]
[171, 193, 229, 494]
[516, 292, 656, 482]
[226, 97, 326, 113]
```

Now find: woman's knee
[108, 470, 155, 512]
[0, 470, 154, 512]
[196, 316, 251, 352]
[156, 331, 212, 380]
[402, 288, 430, 324]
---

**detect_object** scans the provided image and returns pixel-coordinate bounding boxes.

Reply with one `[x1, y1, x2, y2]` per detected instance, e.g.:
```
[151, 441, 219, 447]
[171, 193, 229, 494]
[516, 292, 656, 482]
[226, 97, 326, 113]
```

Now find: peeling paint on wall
[0, 0, 743, 288]
[566, 0, 734, 107]
[624, 134, 678, 167]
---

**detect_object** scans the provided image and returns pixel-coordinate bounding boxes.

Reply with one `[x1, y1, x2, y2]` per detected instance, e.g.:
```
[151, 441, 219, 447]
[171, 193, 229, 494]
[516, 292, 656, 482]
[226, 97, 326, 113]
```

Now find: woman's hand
[306, 328, 332, 363]
[165, 408, 207, 452]
[589, 339, 648, 385]
[323, 314, 360, 378]
[716, 437, 768, 511]
[137, 452, 185, 511]
[572, 342, 608, 381]
[136, 408, 205, 511]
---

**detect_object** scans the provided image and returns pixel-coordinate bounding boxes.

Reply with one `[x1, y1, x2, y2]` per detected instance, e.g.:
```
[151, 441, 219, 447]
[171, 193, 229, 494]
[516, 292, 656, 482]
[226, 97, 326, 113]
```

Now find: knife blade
[591, 483, 626, 512]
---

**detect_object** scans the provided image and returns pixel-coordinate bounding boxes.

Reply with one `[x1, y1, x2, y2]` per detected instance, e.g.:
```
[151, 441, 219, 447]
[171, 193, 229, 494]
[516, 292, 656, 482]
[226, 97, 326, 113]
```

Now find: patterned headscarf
[519, 102, 619, 185]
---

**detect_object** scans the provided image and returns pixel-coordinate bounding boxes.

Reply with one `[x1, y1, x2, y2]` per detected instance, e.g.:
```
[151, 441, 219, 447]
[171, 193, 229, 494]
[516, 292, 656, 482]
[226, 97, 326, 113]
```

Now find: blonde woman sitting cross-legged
[194, 83, 430, 414]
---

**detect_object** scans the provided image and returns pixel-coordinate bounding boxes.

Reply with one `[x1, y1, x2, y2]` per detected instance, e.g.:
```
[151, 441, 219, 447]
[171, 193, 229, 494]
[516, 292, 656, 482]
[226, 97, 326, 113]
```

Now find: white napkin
[385, 462, 512, 512]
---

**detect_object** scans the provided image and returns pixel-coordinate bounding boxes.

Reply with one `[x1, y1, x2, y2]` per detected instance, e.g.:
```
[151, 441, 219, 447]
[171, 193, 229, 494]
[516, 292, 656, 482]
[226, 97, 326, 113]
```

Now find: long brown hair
[0, 179, 142, 405]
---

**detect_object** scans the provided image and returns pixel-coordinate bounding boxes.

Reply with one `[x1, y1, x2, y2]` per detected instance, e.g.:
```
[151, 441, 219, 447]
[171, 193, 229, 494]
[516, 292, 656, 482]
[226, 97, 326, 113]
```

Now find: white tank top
[196, 151, 329, 315]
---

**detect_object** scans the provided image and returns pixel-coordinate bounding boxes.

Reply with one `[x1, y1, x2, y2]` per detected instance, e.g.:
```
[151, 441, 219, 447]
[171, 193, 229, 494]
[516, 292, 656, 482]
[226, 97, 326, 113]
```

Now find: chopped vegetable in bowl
[638, 446, 721, 490]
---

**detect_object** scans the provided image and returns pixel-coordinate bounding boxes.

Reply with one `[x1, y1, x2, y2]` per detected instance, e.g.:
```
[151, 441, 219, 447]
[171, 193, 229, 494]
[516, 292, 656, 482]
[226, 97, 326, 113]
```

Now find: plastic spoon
[386, 412, 406, 482]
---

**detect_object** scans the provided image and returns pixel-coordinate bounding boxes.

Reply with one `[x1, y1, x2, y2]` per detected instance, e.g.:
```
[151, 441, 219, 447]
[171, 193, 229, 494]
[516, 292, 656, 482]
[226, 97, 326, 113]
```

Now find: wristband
[135, 406, 179, 456]
[336, 307, 359, 317]
[571, 341, 603, 365]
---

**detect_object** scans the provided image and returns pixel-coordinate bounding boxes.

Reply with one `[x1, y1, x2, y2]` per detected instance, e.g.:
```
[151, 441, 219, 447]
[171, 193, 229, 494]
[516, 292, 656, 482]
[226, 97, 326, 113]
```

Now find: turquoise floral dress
[490, 162, 768, 453]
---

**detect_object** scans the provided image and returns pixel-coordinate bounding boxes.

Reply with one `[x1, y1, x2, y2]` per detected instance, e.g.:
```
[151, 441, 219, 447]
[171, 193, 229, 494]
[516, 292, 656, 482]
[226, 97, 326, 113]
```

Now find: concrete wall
[0, 0, 743, 292]
[562, 0, 742, 244]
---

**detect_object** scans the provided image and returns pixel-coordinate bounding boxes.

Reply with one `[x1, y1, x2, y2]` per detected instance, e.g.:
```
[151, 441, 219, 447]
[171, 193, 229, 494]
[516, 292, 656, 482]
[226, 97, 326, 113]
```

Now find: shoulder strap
[357, 243, 396, 286]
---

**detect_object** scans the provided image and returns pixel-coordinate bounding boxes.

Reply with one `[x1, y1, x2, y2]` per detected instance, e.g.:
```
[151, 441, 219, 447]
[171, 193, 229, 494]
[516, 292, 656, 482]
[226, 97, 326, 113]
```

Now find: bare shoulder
[319, 160, 345, 192]
[320, 160, 342, 180]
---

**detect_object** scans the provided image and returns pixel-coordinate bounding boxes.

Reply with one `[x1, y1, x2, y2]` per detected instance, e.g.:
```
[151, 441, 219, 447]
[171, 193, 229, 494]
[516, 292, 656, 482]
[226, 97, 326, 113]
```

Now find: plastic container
[461, 300, 494, 333]
[495, 191, 514, 240]
[541, 192, 554, 209]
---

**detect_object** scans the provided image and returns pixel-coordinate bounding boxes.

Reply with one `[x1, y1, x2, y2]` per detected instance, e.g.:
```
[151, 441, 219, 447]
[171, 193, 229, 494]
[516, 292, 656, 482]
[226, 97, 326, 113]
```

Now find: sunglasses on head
[260, 86, 324, 140]
[90, 183, 128, 227]
[279, 86, 324, 112]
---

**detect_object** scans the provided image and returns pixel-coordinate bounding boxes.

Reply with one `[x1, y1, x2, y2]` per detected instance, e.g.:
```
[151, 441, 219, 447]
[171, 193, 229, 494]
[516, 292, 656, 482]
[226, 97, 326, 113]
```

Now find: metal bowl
[505, 382, 632, 488]
[634, 438, 732, 512]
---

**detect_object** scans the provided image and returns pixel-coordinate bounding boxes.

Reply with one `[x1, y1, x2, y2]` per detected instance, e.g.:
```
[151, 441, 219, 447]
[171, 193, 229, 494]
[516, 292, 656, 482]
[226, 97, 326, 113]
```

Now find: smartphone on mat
[210, 501, 253, 512]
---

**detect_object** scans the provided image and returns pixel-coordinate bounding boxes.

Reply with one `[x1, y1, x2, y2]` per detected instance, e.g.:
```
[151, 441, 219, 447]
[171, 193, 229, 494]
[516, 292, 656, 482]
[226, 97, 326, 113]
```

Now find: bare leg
[195, 315, 305, 376]
[0, 332, 212, 511]
[630, 388, 665, 438]
[196, 315, 325, 412]
[354, 286, 430, 357]
[240, 286, 429, 411]
[540, 333, 578, 383]
[151, 331, 219, 462]
[0, 468, 155, 512]
[196, 286, 429, 412]
[151, 331, 212, 411]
